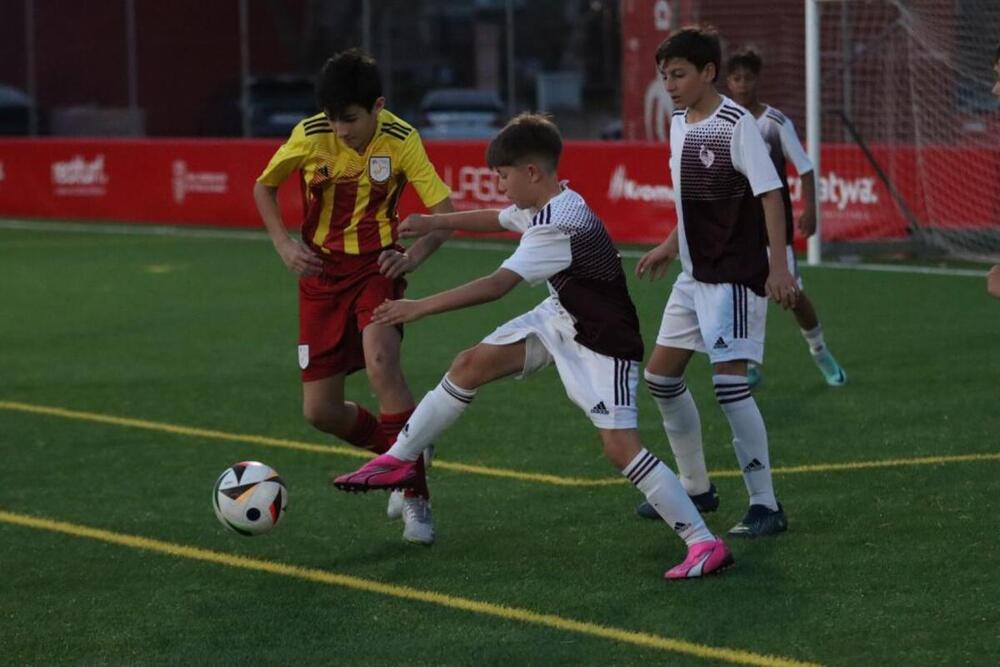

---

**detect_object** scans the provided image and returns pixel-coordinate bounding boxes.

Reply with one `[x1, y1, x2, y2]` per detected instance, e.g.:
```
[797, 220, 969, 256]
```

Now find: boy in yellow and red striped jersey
[253, 49, 454, 545]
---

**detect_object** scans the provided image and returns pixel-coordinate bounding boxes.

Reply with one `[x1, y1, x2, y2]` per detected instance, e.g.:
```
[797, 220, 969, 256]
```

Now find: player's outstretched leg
[333, 375, 476, 492]
[332, 453, 420, 492]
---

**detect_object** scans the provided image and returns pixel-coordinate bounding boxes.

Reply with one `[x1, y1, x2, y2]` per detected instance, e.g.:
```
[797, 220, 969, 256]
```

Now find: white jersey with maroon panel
[483, 186, 643, 429]
[660, 96, 783, 363]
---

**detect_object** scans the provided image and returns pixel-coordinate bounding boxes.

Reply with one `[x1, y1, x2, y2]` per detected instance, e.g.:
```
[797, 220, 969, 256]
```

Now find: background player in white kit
[635, 28, 798, 537]
[334, 113, 734, 579]
[726, 47, 847, 388]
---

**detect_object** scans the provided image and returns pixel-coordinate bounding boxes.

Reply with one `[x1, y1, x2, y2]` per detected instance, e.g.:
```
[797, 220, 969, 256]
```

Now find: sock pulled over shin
[644, 370, 710, 495]
[713, 374, 778, 510]
[386, 375, 476, 462]
[623, 448, 713, 547]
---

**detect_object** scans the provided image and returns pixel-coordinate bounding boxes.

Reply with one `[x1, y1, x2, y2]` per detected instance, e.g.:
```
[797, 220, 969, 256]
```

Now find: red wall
[1, 138, 996, 245]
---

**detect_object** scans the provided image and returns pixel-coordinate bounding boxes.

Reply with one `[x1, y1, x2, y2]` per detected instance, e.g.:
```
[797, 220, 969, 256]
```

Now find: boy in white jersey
[334, 113, 733, 579]
[635, 28, 797, 537]
[726, 48, 847, 387]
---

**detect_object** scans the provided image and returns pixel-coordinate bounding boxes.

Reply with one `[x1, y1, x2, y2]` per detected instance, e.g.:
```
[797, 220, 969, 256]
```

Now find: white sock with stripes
[713, 374, 778, 511]
[643, 370, 710, 495]
[623, 448, 714, 547]
[385, 375, 476, 462]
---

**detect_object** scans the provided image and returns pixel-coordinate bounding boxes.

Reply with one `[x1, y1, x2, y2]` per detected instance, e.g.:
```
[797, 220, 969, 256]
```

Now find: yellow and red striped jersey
[257, 109, 450, 256]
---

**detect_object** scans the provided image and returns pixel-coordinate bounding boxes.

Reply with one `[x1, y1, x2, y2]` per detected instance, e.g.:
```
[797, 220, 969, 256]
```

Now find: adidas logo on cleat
[590, 401, 609, 415]
[713, 337, 728, 350]
[743, 458, 765, 473]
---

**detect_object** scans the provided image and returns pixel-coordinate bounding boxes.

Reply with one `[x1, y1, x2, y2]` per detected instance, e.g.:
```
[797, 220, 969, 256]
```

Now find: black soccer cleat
[636, 483, 720, 520]
[727, 503, 788, 538]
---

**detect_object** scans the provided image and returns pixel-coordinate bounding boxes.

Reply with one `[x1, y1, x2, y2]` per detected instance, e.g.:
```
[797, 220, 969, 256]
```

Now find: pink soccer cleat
[664, 537, 734, 580]
[332, 454, 419, 493]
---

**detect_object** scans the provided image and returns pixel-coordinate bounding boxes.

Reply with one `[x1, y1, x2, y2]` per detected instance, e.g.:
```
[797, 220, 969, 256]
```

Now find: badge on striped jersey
[368, 156, 391, 183]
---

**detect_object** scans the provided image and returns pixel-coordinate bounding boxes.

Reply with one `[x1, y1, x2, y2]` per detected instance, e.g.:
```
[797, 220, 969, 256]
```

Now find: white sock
[623, 448, 714, 546]
[801, 324, 826, 355]
[713, 374, 778, 511]
[644, 370, 710, 495]
[386, 375, 476, 461]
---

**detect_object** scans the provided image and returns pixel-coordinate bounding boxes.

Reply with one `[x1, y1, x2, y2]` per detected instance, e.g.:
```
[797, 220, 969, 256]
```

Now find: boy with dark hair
[725, 47, 847, 387]
[334, 113, 734, 579]
[635, 27, 797, 537]
[253, 48, 454, 545]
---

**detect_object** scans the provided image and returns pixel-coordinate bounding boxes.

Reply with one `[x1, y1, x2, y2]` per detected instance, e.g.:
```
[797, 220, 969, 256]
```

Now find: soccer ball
[212, 461, 288, 536]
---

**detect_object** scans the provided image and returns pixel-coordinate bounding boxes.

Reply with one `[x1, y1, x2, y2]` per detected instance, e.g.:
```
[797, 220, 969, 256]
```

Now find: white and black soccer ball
[212, 461, 288, 536]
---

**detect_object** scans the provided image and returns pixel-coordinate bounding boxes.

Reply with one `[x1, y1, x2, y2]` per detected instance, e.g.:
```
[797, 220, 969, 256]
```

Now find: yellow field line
[0, 509, 820, 667]
[0, 400, 609, 486]
[2, 400, 998, 487]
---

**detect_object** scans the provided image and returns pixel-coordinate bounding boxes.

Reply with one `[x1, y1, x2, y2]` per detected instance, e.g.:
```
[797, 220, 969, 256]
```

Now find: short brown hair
[485, 113, 562, 172]
[655, 26, 722, 82]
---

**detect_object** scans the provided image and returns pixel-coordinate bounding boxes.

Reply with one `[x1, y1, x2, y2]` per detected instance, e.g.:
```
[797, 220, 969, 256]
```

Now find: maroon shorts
[298, 250, 406, 382]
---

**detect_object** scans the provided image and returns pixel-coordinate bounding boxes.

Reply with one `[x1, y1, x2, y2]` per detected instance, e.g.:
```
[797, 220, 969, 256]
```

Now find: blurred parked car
[0, 84, 31, 135]
[247, 76, 316, 137]
[418, 88, 504, 139]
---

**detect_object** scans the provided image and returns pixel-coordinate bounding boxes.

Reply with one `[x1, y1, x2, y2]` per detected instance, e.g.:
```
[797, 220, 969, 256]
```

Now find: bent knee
[303, 401, 352, 434]
[447, 347, 485, 386]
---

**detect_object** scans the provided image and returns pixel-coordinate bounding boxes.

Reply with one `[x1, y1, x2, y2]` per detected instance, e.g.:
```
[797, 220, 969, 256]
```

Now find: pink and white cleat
[664, 537, 734, 580]
[332, 454, 419, 493]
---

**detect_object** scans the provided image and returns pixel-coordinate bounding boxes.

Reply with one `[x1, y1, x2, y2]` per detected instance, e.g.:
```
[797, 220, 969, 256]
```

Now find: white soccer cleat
[402, 496, 435, 546]
[386, 489, 405, 520]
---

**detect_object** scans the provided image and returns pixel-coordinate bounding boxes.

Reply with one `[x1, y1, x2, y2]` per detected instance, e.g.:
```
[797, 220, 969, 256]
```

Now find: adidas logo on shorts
[713, 337, 728, 350]
[590, 401, 609, 415]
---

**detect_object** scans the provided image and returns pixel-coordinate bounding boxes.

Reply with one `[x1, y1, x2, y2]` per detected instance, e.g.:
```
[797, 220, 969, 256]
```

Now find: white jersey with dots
[669, 96, 782, 296]
[498, 186, 643, 361]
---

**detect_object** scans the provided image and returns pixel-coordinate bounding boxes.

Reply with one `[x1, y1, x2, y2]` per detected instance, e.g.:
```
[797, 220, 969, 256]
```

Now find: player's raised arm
[372, 268, 523, 325]
[400, 209, 505, 237]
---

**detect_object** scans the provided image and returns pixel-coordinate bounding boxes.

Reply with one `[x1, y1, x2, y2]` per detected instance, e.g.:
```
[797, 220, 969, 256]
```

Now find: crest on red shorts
[368, 156, 391, 183]
[298, 344, 310, 369]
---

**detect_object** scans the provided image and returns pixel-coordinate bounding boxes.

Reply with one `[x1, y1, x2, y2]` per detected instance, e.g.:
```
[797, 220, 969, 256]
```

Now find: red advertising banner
[0, 138, 996, 246]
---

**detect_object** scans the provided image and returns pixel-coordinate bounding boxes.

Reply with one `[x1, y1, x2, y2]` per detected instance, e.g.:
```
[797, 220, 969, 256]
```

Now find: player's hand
[798, 210, 817, 238]
[276, 237, 323, 277]
[636, 243, 676, 281]
[398, 214, 436, 238]
[378, 249, 415, 279]
[372, 298, 424, 326]
[766, 267, 799, 310]
[987, 265, 1000, 298]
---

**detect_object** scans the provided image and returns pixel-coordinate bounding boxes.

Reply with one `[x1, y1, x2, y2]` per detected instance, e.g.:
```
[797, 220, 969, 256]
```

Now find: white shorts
[655, 271, 768, 364]
[482, 297, 639, 429]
